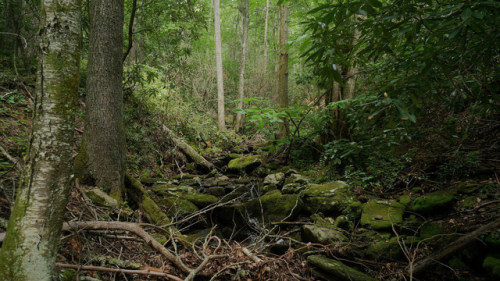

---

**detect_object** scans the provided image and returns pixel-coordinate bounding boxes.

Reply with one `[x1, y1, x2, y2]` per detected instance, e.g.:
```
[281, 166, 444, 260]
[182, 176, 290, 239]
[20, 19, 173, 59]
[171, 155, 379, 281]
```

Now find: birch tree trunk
[74, 0, 125, 203]
[263, 0, 269, 73]
[277, 2, 289, 138]
[213, 0, 225, 131]
[234, 0, 249, 132]
[0, 0, 81, 279]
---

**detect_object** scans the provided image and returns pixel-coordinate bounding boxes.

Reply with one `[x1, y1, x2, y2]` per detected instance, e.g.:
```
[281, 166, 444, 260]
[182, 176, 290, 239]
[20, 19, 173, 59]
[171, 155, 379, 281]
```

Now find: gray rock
[263, 172, 285, 187]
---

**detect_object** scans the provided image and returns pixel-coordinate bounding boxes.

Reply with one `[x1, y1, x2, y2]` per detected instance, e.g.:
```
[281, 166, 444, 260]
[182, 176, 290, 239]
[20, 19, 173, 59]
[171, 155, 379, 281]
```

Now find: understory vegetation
[0, 0, 499, 280]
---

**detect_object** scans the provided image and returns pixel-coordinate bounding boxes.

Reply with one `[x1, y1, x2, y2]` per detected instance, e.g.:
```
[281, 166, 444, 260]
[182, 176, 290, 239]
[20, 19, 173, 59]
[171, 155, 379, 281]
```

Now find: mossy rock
[139, 177, 168, 185]
[244, 190, 303, 222]
[152, 184, 194, 195]
[302, 225, 348, 245]
[86, 189, 118, 209]
[182, 193, 218, 208]
[160, 196, 199, 217]
[484, 229, 500, 250]
[483, 256, 500, 278]
[360, 200, 405, 230]
[459, 196, 479, 209]
[365, 237, 402, 260]
[282, 183, 306, 194]
[262, 184, 278, 193]
[398, 194, 411, 206]
[307, 255, 377, 281]
[420, 222, 446, 239]
[263, 172, 285, 187]
[302, 181, 359, 215]
[284, 173, 309, 185]
[457, 183, 480, 194]
[410, 190, 455, 213]
[227, 155, 262, 171]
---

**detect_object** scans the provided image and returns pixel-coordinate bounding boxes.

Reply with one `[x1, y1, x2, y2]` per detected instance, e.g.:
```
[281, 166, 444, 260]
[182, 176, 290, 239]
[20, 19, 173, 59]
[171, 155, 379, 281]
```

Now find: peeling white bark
[0, 0, 81, 280]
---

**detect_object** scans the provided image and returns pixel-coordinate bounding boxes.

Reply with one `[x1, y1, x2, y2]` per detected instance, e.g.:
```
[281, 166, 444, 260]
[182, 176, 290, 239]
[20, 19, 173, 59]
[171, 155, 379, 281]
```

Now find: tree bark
[213, 0, 225, 131]
[75, 0, 125, 203]
[0, 0, 81, 279]
[234, 0, 249, 132]
[277, 2, 289, 138]
[263, 0, 269, 73]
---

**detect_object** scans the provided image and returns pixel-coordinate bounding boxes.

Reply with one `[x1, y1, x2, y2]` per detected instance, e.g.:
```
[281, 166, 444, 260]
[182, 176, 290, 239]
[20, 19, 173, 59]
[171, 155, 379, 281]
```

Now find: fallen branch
[0, 144, 21, 170]
[410, 217, 500, 275]
[161, 125, 215, 172]
[242, 247, 262, 263]
[55, 263, 183, 281]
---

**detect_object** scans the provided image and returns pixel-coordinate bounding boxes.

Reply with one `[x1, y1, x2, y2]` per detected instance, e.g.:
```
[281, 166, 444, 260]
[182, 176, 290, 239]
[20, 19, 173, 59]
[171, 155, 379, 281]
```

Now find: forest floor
[1, 77, 500, 281]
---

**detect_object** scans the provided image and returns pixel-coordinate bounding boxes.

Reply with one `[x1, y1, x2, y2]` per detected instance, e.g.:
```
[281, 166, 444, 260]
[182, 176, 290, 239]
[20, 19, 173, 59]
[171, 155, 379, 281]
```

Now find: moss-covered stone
[410, 190, 455, 213]
[457, 182, 480, 194]
[302, 181, 358, 215]
[139, 176, 168, 185]
[227, 155, 261, 171]
[398, 194, 411, 206]
[365, 237, 402, 260]
[459, 196, 479, 209]
[307, 255, 377, 281]
[284, 173, 309, 185]
[206, 186, 226, 197]
[152, 184, 194, 195]
[419, 222, 446, 239]
[160, 196, 199, 217]
[85, 189, 118, 209]
[263, 172, 285, 187]
[483, 256, 500, 278]
[244, 190, 303, 222]
[262, 184, 278, 193]
[302, 225, 348, 244]
[281, 183, 305, 194]
[360, 200, 405, 230]
[182, 193, 218, 208]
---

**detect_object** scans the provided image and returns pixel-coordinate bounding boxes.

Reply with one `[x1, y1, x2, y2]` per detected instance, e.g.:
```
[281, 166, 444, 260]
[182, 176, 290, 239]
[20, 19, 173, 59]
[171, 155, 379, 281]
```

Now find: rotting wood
[410, 217, 500, 275]
[161, 125, 215, 171]
[55, 263, 183, 281]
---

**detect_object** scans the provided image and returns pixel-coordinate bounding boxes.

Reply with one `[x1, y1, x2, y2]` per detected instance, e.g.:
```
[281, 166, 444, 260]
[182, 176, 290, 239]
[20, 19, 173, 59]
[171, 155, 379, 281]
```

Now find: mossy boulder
[302, 181, 358, 215]
[483, 256, 500, 278]
[182, 193, 218, 208]
[360, 200, 405, 230]
[365, 237, 402, 260]
[281, 183, 305, 194]
[410, 190, 455, 213]
[420, 222, 446, 239]
[262, 184, 278, 193]
[302, 225, 348, 244]
[160, 197, 199, 217]
[152, 184, 194, 195]
[263, 172, 285, 187]
[86, 189, 118, 209]
[227, 155, 262, 171]
[284, 173, 309, 185]
[244, 190, 303, 222]
[307, 255, 377, 281]
[206, 186, 226, 197]
[139, 177, 168, 185]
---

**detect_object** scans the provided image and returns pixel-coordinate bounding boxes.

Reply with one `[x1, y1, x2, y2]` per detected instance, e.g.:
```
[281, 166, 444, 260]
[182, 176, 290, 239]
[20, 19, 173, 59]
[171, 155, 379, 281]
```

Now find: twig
[55, 263, 183, 281]
[242, 247, 263, 263]
[0, 144, 22, 170]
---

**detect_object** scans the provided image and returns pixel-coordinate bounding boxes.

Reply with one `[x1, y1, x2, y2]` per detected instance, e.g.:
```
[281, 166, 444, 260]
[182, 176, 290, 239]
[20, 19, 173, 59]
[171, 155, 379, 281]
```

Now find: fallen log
[161, 125, 215, 172]
[410, 217, 500, 275]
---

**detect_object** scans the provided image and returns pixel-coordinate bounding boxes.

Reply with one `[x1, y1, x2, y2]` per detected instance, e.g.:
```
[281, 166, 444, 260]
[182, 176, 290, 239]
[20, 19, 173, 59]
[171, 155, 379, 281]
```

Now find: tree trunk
[263, 0, 269, 73]
[0, 0, 81, 279]
[213, 0, 225, 131]
[234, 0, 249, 132]
[277, 2, 289, 138]
[75, 0, 125, 203]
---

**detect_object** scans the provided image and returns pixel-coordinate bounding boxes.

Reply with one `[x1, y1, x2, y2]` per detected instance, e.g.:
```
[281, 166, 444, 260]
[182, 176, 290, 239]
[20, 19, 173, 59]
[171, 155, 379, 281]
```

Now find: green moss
[245, 190, 303, 222]
[410, 190, 454, 213]
[398, 194, 411, 206]
[302, 225, 348, 244]
[365, 237, 402, 260]
[483, 256, 500, 278]
[85, 189, 118, 208]
[448, 257, 469, 270]
[59, 269, 76, 281]
[141, 196, 170, 225]
[227, 155, 261, 170]
[307, 255, 377, 281]
[420, 222, 446, 239]
[182, 193, 218, 208]
[459, 196, 478, 209]
[302, 181, 359, 215]
[161, 197, 199, 217]
[152, 184, 194, 195]
[360, 200, 405, 230]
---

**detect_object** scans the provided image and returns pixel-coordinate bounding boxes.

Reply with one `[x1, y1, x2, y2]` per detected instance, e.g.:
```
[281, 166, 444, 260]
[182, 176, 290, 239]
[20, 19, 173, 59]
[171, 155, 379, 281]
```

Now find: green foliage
[438, 150, 480, 179]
